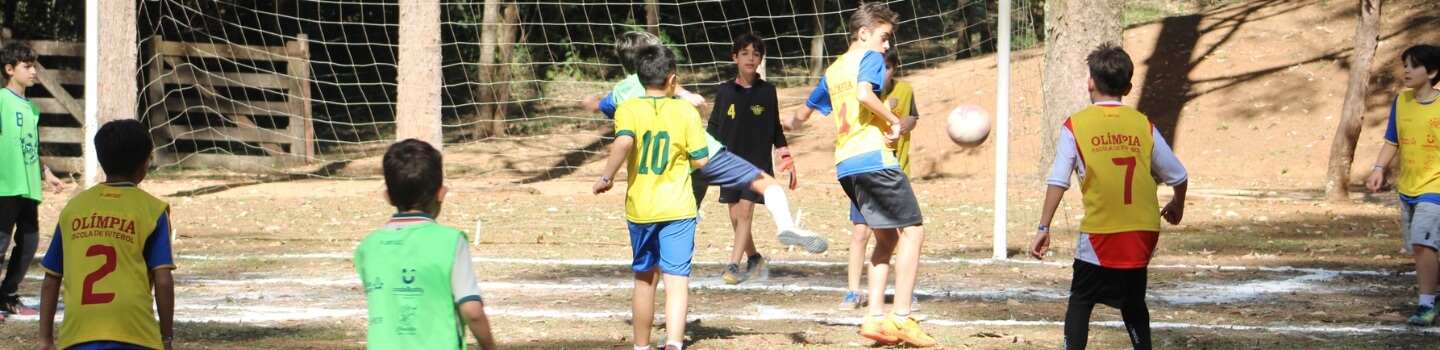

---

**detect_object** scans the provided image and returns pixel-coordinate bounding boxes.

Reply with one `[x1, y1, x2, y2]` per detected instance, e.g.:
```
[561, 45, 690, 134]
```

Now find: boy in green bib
[355, 139, 496, 349]
[0, 42, 65, 318]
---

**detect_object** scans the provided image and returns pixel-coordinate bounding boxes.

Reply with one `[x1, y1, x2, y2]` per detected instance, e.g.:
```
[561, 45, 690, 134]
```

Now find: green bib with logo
[355, 221, 467, 349]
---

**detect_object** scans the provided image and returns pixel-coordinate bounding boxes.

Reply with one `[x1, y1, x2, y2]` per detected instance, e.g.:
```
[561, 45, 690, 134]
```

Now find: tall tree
[1039, 0, 1124, 175]
[474, 0, 503, 139]
[396, 0, 442, 147]
[1326, 0, 1383, 201]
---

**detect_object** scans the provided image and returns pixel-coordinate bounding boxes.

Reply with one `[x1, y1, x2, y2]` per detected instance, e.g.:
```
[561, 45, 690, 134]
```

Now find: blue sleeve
[599, 92, 620, 119]
[143, 212, 175, 270]
[1384, 96, 1399, 144]
[40, 225, 62, 275]
[858, 51, 887, 94]
[805, 76, 832, 116]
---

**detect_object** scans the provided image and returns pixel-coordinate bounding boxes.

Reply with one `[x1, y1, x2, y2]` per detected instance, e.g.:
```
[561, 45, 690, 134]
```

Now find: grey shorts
[1401, 201, 1440, 252]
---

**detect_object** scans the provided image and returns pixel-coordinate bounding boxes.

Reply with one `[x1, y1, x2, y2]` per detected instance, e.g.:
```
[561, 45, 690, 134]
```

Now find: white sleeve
[451, 236, 483, 304]
[1150, 127, 1188, 186]
[1046, 128, 1081, 189]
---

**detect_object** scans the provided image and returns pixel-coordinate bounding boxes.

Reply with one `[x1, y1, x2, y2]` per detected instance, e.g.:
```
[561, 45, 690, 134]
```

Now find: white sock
[666, 340, 684, 350]
[762, 185, 794, 231]
[1421, 294, 1436, 307]
[634, 346, 651, 350]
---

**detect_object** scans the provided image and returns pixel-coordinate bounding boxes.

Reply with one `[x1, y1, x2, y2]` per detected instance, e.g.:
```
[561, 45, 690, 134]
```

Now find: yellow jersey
[1390, 90, 1440, 197]
[614, 97, 709, 223]
[825, 50, 899, 173]
[885, 80, 916, 176]
[41, 183, 174, 350]
[1065, 105, 1162, 234]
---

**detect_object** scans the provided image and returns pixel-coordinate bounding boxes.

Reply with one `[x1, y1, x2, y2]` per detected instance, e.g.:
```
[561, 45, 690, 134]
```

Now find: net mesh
[96, 0, 1042, 178]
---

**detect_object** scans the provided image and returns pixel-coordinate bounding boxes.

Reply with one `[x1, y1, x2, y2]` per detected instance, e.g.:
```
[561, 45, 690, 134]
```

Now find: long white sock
[634, 346, 652, 350]
[1421, 294, 1436, 307]
[762, 184, 794, 231]
[666, 340, 684, 350]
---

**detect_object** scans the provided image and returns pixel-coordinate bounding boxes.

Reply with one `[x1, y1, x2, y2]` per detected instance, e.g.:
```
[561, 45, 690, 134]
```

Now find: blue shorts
[849, 203, 866, 224]
[629, 218, 697, 276]
[68, 341, 151, 350]
[694, 150, 763, 192]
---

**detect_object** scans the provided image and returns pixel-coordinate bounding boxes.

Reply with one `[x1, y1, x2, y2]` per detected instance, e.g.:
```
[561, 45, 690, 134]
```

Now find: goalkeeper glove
[776, 147, 796, 190]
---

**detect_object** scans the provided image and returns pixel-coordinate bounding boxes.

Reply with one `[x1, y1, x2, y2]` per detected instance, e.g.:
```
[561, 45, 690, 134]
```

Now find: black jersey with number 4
[708, 78, 787, 174]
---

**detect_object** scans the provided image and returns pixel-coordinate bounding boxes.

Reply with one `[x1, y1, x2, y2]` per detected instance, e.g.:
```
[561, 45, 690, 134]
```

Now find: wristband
[43, 166, 50, 174]
[1037, 225, 1049, 233]
[1373, 165, 1384, 171]
[600, 177, 612, 184]
[162, 335, 173, 344]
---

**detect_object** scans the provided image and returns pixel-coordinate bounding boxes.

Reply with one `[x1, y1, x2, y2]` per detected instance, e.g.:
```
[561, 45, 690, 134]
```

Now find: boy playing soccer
[831, 49, 922, 309]
[1028, 43, 1188, 350]
[707, 32, 795, 284]
[1, 42, 65, 318]
[788, 3, 934, 346]
[38, 119, 174, 350]
[1365, 44, 1440, 327]
[355, 139, 497, 349]
[584, 31, 826, 255]
[592, 45, 707, 350]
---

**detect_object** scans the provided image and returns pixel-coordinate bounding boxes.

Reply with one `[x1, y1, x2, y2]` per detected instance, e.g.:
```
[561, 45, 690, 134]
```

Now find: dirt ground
[5, 0, 1440, 349]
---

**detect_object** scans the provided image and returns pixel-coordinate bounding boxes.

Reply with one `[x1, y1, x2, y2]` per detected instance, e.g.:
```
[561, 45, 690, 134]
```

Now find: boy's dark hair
[884, 47, 900, 68]
[1402, 44, 1440, 86]
[0, 43, 38, 80]
[383, 139, 444, 211]
[731, 32, 766, 57]
[635, 46, 677, 90]
[616, 31, 662, 73]
[849, 2, 899, 41]
[94, 119, 154, 177]
[1086, 42, 1133, 97]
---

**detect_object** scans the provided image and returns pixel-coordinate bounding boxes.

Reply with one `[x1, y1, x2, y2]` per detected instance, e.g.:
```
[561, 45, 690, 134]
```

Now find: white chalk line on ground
[12, 304, 1429, 336]
[170, 253, 1407, 277]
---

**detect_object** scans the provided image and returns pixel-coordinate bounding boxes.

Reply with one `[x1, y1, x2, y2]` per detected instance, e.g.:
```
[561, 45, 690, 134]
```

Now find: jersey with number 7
[40, 183, 175, 349]
[615, 96, 709, 224]
[1065, 104, 1164, 234]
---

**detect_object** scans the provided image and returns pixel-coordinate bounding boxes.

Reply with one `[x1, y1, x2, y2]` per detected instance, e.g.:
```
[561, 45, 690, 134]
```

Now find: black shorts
[838, 169, 922, 229]
[0, 196, 39, 235]
[718, 188, 764, 204]
[1069, 259, 1147, 309]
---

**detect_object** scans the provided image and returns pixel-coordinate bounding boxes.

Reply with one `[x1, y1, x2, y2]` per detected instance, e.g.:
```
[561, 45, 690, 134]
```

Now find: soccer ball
[946, 104, 991, 147]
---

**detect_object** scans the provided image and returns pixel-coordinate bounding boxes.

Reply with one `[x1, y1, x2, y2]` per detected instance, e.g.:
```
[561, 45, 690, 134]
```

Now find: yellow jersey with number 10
[614, 97, 709, 223]
[50, 183, 171, 350]
[826, 51, 898, 167]
[1065, 105, 1161, 234]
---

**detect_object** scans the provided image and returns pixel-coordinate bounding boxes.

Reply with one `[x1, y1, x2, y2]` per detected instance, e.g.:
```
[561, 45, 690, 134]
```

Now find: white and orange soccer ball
[946, 104, 991, 147]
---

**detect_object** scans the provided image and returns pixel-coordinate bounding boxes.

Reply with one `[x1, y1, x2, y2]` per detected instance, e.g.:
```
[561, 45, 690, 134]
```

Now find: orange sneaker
[882, 314, 937, 347]
[859, 315, 901, 344]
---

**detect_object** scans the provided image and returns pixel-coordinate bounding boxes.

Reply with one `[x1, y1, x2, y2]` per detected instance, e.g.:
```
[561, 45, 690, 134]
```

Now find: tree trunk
[1039, 0, 1123, 175]
[396, 0, 443, 147]
[473, 0, 503, 139]
[1031, 0, 1047, 42]
[809, 0, 825, 83]
[1326, 0, 1383, 201]
[490, 3, 519, 126]
[646, 0, 660, 36]
[956, 0, 974, 59]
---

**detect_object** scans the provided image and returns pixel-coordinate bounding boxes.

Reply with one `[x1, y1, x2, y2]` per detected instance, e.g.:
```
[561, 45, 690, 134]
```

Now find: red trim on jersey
[1064, 118, 1085, 165]
[1086, 231, 1158, 269]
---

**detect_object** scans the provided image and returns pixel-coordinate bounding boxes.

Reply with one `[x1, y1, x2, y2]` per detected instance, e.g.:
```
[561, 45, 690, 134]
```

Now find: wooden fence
[146, 34, 313, 171]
